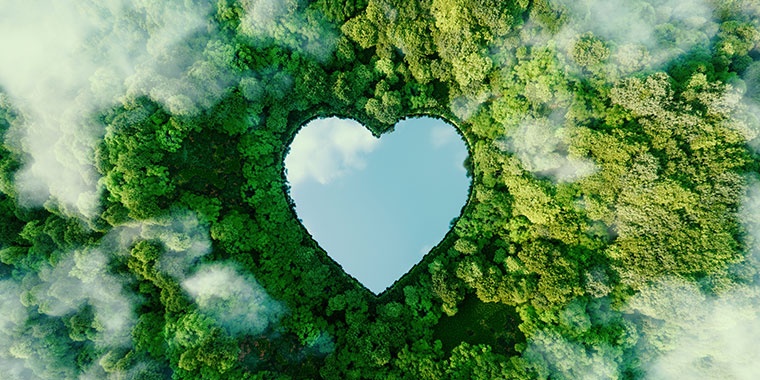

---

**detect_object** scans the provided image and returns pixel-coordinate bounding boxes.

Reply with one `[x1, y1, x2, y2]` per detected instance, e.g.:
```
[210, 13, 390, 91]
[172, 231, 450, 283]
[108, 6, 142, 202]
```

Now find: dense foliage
[2, 0, 760, 378]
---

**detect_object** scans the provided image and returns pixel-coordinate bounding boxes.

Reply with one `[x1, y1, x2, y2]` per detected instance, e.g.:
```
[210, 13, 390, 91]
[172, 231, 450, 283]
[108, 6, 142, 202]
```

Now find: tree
[572, 33, 610, 69]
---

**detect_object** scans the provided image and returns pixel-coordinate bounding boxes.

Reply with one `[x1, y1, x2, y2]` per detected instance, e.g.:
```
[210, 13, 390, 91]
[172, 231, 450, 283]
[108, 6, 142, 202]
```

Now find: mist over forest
[1, 0, 760, 378]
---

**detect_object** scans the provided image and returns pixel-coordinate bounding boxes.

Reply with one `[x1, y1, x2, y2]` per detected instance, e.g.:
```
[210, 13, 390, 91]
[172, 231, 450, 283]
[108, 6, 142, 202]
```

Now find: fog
[452, 0, 720, 134]
[0, 0, 758, 378]
[450, 91, 493, 121]
[135, 213, 213, 280]
[549, 0, 718, 75]
[593, 49, 760, 379]
[182, 263, 285, 336]
[0, 0, 340, 218]
[238, 0, 338, 62]
[0, 280, 35, 380]
[613, 177, 760, 378]
[496, 115, 597, 183]
[0, 248, 137, 379]
[0, 0, 235, 218]
[512, 3, 760, 377]
[625, 277, 760, 379]
[0, 2, 341, 375]
[0, 210, 291, 378]
[38, 249, 135, 346]
[524, 329, 620, 379]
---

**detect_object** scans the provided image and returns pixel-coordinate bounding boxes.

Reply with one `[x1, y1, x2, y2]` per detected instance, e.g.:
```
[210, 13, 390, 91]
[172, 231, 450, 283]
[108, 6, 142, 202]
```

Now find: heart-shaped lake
[285, 117, 471, 293]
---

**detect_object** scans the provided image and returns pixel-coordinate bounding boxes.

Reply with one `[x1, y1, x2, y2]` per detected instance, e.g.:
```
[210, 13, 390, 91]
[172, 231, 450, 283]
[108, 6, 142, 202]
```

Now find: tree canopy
[1, 0, 760, 378]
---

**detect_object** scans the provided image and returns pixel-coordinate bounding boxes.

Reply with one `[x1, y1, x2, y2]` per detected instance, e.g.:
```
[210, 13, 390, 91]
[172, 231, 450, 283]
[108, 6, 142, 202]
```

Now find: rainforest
[1, 0, 760, 379]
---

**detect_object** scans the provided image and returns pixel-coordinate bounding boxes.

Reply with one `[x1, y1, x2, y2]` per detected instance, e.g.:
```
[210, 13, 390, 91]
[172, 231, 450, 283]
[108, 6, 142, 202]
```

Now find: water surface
[285, 116, 470, 293]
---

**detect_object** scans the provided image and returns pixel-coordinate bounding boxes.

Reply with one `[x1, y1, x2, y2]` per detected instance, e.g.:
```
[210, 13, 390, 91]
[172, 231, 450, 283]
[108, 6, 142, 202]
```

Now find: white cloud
[35, 248, 136, 347]
[0, 210, 217, 378]
[0, 280, 37, 380]
[524, 329, 621, 379]
[238, 0, 338, 62]
[99, 210, 212, 280]
[182, 263, 284, 336]
[549, 0, 718, 73]
[625, 278, 760, 380]
[285, 117, 380, 185]
[0, 1, 232, 219]
[496, 116, 596, 183]
[0, 0, 111, 217]
[618, 179, 760, 379]
[0, 247, 138, 379]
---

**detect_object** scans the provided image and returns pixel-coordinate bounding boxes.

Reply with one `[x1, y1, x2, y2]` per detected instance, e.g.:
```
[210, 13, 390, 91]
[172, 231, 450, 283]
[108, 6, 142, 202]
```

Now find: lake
[285, 116, 470, 293]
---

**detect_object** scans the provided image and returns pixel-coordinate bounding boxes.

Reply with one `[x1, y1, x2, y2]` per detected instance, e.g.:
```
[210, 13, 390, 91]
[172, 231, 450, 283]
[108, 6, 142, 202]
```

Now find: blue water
[285, 116, 470, 293]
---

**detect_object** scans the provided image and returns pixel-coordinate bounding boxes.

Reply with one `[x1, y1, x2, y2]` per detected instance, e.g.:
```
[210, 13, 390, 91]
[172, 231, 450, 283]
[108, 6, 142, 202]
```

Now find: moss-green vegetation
[434, 295, 524, 356]
[2, 0, 760, 378]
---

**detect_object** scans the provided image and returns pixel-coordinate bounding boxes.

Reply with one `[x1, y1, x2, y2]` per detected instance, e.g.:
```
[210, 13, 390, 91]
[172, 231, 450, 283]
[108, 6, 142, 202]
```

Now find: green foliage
[433, 295, 524, 356]
[572, 33, 610, 69]
[2, 0, 759, 378]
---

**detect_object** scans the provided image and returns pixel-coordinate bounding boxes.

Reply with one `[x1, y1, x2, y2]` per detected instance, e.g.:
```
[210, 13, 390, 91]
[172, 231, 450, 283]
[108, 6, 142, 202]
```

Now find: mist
[524, 329, 621, 379]
[182, 263, 285, 336]
[450, 91, 492, 121]
[117, 212, 291, 347]
[496, 115, 596, 183]
[39, 249, 135, 346]
[511, 9, 760, 372]
[135, 213, 213, 281]
[624, 277, 760, 379]
[0, 1, 237, 218]
[549, 0, 718, 75]
[606, 177, 760, 379]
[238, 0, 338, 62]
[0, 248, 138, 379]
[0, 210, 219, 378]
[0, 280, 35, 380]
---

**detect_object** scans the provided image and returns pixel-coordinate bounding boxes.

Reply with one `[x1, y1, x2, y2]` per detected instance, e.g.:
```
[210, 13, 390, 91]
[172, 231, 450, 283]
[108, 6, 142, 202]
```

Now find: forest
[1, 0, 760, 378]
